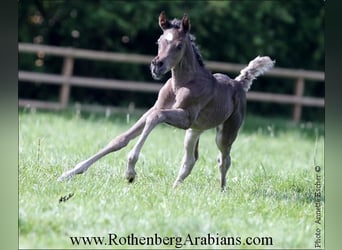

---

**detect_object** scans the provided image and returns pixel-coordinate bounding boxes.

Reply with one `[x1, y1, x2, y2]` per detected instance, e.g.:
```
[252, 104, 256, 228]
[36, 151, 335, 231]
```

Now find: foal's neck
[171, 40, 202, 87]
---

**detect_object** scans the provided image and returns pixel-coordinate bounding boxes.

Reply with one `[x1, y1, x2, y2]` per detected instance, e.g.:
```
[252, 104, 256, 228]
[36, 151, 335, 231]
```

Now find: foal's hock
[58, 12, 275, 190]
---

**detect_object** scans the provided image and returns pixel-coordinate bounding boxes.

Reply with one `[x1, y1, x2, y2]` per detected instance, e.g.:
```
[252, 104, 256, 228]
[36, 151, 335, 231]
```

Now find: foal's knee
[106, 134, 130, 152]
[127, 150, 139, 166]
[145, 109, 165, 126]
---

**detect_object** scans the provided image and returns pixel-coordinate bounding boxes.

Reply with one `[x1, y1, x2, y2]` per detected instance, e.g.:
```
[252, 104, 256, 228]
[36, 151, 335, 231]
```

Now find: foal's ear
[159, 11, 171, 30]
[181, 14, 190, 33]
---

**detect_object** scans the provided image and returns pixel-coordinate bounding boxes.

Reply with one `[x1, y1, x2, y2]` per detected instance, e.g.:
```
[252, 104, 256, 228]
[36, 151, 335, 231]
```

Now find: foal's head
[150, 12, 195, 80]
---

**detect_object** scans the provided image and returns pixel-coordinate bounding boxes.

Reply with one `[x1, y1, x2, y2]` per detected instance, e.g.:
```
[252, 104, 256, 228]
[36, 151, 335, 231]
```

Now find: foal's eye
[176, 42, 183, 50]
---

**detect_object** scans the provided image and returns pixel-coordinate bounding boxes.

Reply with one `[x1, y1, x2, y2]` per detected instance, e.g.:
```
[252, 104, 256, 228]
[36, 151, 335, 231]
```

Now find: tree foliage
[19, 0, 324, 121]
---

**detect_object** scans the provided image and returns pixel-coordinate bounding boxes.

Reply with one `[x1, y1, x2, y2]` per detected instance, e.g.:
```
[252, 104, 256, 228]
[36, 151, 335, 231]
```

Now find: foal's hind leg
[216, 112, 244, 191]
[173, 129, 202, 188]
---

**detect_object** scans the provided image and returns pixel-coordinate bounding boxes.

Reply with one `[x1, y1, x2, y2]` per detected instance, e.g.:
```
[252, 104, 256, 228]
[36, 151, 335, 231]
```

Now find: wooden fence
[18, 43, 324, 122]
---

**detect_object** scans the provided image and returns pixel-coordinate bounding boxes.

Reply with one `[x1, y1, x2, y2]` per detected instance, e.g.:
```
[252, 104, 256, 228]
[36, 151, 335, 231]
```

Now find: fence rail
[18, 43, 324, 122]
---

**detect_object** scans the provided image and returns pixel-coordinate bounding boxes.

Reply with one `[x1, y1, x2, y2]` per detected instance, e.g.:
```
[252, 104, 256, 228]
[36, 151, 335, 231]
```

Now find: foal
[58, 12, 274, 190]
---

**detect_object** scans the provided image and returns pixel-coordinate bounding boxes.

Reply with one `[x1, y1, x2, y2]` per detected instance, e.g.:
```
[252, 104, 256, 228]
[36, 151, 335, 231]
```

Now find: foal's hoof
[125, 170, 136, 183]
[127, 176, 135, 183]
[57, 171, 74, 182]
[172, 180, 182, 189]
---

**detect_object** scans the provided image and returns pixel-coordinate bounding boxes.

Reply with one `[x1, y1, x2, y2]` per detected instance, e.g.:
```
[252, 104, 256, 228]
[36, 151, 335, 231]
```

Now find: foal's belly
[191, 89, 235, 130]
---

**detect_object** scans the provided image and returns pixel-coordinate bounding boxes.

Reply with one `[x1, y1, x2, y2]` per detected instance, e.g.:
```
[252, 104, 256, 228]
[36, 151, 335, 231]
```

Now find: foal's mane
[169, 18, 205, 67]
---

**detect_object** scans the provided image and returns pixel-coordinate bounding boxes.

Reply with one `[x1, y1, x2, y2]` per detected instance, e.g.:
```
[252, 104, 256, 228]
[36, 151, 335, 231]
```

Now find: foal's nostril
[152, 58, 163, 68]
[157, 61, 163, 67]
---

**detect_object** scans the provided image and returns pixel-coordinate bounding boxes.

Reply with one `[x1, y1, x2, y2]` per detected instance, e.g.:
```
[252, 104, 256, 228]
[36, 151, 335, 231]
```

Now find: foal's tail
[235, 56, 275, 92]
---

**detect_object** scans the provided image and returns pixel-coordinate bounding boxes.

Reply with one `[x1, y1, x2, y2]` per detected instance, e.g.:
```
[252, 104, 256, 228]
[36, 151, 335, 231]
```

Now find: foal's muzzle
[150, 57, 166, 80]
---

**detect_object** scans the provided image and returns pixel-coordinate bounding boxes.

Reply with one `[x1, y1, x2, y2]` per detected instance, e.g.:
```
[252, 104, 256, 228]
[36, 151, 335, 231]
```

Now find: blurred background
[18, 0, 324, 122]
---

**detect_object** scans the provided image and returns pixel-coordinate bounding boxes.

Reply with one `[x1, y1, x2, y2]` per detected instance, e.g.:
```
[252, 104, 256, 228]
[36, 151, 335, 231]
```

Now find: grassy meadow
[19, 109, 324, 249]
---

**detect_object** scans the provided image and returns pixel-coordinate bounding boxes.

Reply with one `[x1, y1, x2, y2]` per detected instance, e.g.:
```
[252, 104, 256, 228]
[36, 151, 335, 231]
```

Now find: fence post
[293, 77, 304, 123]
[59, 55, 74, 108]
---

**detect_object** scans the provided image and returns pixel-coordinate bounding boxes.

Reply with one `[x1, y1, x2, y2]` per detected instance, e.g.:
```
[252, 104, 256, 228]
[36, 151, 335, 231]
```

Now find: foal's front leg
[125, 108, 191, 182]
[173, 129, 202, 188]
[57, 109, 154, 181]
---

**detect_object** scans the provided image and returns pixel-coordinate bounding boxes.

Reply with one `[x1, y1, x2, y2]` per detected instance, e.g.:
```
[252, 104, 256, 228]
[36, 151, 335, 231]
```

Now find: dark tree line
[19, 0, 324, 121]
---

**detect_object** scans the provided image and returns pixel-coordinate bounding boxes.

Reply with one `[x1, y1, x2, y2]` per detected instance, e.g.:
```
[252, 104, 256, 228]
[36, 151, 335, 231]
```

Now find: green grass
[19, 109, 324, 249]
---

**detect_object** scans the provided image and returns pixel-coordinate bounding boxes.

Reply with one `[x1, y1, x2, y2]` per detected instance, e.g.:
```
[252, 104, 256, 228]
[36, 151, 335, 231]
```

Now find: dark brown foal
[58, 12, 274, 190]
